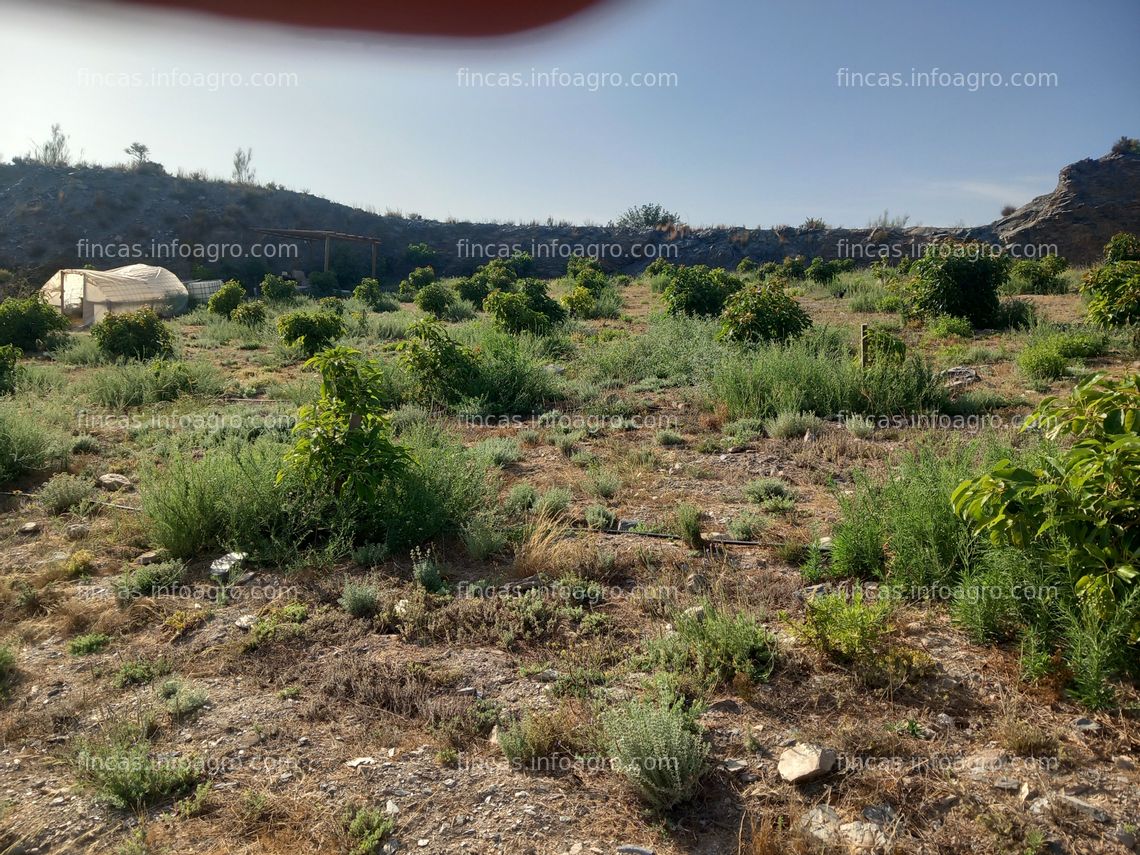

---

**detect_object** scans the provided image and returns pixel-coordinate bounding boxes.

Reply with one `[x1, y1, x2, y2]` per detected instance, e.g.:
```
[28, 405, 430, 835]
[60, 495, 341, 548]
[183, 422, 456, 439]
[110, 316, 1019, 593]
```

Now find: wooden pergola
[251, 228, 383, 277]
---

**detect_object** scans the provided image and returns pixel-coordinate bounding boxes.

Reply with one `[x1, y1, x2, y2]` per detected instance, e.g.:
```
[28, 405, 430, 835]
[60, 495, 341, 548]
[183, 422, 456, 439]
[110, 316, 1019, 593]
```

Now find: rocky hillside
[1, 150, 1137, 287]
[992, 151, 1140, 263]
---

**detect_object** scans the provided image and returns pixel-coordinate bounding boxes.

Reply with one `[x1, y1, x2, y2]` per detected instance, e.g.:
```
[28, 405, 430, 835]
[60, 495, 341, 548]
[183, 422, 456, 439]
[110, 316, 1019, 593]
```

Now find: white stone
[778, 743, 836, 783]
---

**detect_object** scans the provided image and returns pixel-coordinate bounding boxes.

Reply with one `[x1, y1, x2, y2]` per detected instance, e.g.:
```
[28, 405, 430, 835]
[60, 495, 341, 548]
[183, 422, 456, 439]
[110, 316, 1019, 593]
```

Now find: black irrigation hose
[573, 523, 772, 548]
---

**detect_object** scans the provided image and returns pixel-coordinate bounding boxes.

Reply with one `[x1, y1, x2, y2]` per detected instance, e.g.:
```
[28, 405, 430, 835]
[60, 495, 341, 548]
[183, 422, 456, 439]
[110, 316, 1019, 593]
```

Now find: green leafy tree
[206, 280, 246, 317]
[395, 318, 479, 403]
[92, 308, 173, 359]
[1082, 233, 1140, 327]
[904, 241, 1010, 327]
[261, 274, 298, 303]
[612, 203, 680, 229]
[277, 310, 345, 355]
[662, 265, 741, 316]
[717, 282, 811, 344]
[952, 374, 1139, 635]
[0, 296, 70, 351]
[279, 347, 409, 505]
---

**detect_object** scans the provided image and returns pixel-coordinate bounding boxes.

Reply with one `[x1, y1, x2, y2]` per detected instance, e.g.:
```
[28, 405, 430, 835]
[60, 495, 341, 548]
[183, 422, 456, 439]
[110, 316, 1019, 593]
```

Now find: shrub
[1050, 329, 1109, 358]
[396, 318, 480, 404]
[0, 405, 66, 485]
[833, 445, 981, 588]
[1061, 596, 1138, 709]
[411, 545, 446, 593]
[602, 696, 708, 811]
[484, 280, 565, 334]
[39, 473, 93, 515]
[261, 273, 297, 302]
[805, 257, 846, 285]
[1007, 256, 1069, 295]
[862, 326, 907, 365]
[736, 257, 758, 274]
[276, 310, 345, 355]
[281, 348, 409, 510]
[951, 548, 1036, 643]
[533, 487, 572, 519]
[0, 296, 69, 352]
[405, 243, 436, 267]
[1021, 337, 1080, 380]
[92, 308, 174, 360]
[613, 202, 679, 229]
[655, 428, 684, 446]
[562, 285, 595, 317]
[206, 280, 245, 317]
[86, 359, 221, 409]
[345, 806, 394, 855]
[0, 344, 20, 395]
[141, 437, 302, 560]
[398, 266, 436, 298]
[780, 255, 807, 279]
[163, 681, 209, 720]
[458, 259, 517, 304]
[1103, 231, 1140, 264]
[114, 657, 170, 688]
[1017, 342, 1068, 380]
[711, 327, 944, 420]
[646, 603, 777, 691]
[763, 409, 823, 440]
[904, 241, 1010, 327]
[230, 300, 267, 327]
[995, 297, 1037, 330]
[662, 265, 741, 316]
[843, 414, 875, 438]
[414, 281, 457, 318]
[504, 483, 538, 516]
[498, 706, 581, 770]
[63, 550, 97, 577]
[307, 270, 339, 296]
[462, 514, 506, 559]
[116, 560, 185, 600]
[728, 510, 766, 540]
[73, 721, 200, 809]
[953, 375, 1140, 621]
[0, 645, 17, 699]
[353, 278, 396, 311]
[352, 542, 388, 567]
[1082, 259, 1140, 328]
[717, 282, 811, 344]
[318, 296, 344, 315]
[584, 466, 620, 499]
[796, 589, 893, 664]
[743, 477, 793, 503]
[927, 315, 973, 338]
[585, 504, 616, 530]
[672, 502, 703, 548]
[473, 437, 520, 467]
[69, 633, 110, 655]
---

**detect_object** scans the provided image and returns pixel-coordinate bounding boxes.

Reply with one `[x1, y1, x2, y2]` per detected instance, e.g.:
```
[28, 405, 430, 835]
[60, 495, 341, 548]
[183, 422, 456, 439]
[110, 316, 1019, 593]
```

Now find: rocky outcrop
[1, 151, 1136, 287]
[993, 152, 1140, 264]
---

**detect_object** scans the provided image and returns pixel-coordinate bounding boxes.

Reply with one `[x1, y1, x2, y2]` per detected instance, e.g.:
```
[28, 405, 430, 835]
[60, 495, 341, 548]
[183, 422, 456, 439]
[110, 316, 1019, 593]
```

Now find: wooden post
[859, 323, 868, 368]
[323, 236, 331, 272]
[371, 243, 377, 278]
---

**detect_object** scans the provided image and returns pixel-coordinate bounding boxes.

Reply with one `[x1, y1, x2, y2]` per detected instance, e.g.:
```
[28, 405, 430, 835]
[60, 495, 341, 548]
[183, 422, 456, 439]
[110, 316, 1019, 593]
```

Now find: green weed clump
[645, 603, 777, 695]
[73, 720, 200, 809]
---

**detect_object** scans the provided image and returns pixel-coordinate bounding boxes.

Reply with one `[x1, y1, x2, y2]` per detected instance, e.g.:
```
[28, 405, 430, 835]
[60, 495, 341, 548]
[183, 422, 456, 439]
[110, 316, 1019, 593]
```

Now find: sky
[1, 0, 1137, 228]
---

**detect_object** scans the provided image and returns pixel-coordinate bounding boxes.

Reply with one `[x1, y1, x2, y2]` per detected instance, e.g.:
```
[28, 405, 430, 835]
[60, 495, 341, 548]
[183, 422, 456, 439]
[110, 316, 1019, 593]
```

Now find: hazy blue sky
[2, 0, 1137, 227]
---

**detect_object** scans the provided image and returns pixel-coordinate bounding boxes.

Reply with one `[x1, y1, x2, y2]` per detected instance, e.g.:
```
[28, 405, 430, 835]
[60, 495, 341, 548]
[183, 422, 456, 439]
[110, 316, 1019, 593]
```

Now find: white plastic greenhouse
[41, 264, 189, 325]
